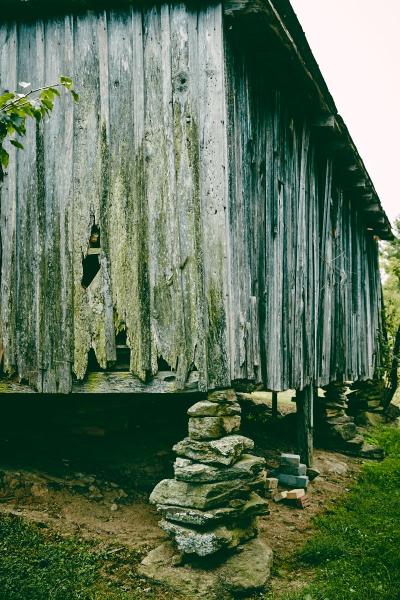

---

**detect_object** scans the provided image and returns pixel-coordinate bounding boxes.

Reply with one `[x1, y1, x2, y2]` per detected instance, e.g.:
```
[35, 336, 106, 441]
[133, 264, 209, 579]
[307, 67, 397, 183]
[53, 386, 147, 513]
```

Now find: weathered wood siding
[0, 4, 383, 393]
[225, 33, 383, 391]
[0, 4, 231, 392]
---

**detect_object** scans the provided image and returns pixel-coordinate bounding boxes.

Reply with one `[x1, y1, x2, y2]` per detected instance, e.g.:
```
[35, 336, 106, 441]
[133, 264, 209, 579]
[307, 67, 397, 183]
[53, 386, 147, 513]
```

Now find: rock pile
[149, 389, 269, 558]
[272, 453, 309, 488]
[315, 382, 364, 453]
[347, 379, 386, 425]
[315, 381, 385, 459]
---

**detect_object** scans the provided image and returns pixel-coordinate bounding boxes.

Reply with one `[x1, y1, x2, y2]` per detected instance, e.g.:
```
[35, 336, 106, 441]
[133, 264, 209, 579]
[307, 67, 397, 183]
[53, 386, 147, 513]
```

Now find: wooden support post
[272, 391, 278, 420]
[296, 384, 314, 467]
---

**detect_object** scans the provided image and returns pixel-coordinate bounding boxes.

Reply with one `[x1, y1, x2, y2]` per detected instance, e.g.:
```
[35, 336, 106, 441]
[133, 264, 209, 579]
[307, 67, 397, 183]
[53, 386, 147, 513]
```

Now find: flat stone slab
[160, 518, 257, 556]
[278, 462, 307, 476]
[188, 416, 241, 440]
[157, 492, 269, 527]
[280, 453, 300, 466]
[360, 444, 385, 460]
[326, 415, 352, 425]
[188, 400, 241, 417]
[329, 421, 357, 441]
[149, 478, 249, 510]
[173, 435, 254, 466]
[174, 454, 265, 483]
[207, 389, 237, 404]
[139, 538, 273, 599]
[276, 473, 309, 489]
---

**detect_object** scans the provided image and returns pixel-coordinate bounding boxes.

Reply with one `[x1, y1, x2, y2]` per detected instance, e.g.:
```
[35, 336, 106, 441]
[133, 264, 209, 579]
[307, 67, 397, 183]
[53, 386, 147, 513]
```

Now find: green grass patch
[0, 514, 170, 600]
[266, 426, 400, 600]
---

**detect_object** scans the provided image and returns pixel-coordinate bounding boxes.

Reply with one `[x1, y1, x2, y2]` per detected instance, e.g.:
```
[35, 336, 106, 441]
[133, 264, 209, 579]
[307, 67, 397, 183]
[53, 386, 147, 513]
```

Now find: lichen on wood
[0, 4, 384, 395]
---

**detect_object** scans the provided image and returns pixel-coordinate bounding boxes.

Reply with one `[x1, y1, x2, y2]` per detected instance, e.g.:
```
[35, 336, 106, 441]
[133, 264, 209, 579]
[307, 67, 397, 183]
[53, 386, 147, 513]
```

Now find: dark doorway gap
[81, 224, 101, 288]
[114, 328, 130, 372]
[157, 356, 173, 371]
[87, 348, 103, 372]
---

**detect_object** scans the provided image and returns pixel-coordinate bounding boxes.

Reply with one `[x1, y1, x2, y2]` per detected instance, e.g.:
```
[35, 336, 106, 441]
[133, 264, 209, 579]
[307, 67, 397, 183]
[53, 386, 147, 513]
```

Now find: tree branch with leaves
[381, 216, 400, 407]
[0, 76, 78, 181]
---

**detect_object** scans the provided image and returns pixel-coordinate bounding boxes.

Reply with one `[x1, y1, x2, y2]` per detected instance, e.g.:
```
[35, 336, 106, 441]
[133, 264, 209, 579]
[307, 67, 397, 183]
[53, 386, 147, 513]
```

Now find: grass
[0, 515, 172, 600]
[266, 426, 400, 600]
[1, 427, 400, 600]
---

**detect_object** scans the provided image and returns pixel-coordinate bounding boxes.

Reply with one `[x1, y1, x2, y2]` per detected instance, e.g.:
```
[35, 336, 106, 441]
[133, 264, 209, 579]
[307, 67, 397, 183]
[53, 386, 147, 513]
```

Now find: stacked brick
[149, 389, 269, 558]
[273, 453, 309, 488]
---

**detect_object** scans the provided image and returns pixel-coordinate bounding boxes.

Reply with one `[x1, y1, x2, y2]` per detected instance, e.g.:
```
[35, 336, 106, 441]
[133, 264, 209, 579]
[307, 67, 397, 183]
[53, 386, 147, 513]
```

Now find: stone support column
[148, 389, 269, 558]
[347, 379, 386, 425]
[315, 381, 363, 452]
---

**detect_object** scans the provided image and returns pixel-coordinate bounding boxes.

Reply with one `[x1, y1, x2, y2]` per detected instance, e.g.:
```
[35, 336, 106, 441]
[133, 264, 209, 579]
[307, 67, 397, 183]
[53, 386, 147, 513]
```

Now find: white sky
[290, 0, 400, 226]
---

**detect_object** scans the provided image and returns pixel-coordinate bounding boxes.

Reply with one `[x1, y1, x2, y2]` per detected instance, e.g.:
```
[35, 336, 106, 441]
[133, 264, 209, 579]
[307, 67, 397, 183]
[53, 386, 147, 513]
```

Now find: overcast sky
[290, 0, 400, 226]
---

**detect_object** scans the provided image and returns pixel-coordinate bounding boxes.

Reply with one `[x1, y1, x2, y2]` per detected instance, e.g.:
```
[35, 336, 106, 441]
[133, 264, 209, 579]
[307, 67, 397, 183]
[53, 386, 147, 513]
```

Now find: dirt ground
[0, 390, 369, 597]
[0, 445, 362, 598]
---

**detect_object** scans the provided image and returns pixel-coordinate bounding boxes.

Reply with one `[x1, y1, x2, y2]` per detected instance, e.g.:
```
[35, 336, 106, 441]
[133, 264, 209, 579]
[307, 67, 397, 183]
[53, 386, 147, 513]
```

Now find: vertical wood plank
[296, 383, 314, 467]
[0, 23, 18, 377]
[170, 3, 207, 387]
[272, 390, 278, 420]
[197, 4, 231, 388]
[72, 12, 106, 379]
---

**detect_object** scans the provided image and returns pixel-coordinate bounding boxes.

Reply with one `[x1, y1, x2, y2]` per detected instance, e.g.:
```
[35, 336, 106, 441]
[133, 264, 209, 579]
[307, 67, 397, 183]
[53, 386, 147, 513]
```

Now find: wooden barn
[0, 0, 392, 463]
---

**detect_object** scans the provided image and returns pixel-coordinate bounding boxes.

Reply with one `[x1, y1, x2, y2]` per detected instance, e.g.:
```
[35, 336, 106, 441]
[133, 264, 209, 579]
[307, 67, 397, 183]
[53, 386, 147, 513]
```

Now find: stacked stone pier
[315, 382, 363, 452]
[141, 389, 273, 598]
[149, 389, 269, 557]
[315, 382, 384, 459]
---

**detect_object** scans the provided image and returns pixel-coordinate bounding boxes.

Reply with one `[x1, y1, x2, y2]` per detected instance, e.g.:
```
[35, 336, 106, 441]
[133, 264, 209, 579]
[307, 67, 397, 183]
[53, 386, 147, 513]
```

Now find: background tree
[381, 216, 400, 406]
[0, 76, 78, 181]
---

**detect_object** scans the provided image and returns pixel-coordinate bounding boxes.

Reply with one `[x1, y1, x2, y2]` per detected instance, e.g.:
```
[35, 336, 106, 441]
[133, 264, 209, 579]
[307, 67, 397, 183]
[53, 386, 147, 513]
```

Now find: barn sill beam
[0, 371, 200, 394]
[73, 371, 200, 394]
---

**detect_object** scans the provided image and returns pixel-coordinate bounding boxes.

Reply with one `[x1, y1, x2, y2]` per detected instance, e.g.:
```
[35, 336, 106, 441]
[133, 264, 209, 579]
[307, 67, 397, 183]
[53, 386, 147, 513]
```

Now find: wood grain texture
[296, 384, 314, 466]
[0, 5, 228, 393]
[224, 29, 383, 392]
[0, 4, 383, 394]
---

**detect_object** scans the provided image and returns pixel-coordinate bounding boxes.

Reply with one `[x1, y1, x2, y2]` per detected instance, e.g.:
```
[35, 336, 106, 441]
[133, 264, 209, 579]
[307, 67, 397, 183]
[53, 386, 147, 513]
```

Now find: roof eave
[224, 0, 393, 240]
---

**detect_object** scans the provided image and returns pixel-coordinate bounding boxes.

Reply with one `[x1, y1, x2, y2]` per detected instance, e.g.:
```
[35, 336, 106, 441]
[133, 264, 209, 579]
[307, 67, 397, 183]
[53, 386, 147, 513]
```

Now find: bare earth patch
[0, 447, 363, 598]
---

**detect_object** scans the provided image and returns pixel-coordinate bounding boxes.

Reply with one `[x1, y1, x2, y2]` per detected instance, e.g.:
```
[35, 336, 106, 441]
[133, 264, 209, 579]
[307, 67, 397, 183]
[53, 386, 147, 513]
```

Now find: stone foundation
[316, 382, 384, 459]
[347, 379, 387, 426]
[315, 382, 364, 453]
[139, 538, 273, 599]
[141, 389, 272, 595]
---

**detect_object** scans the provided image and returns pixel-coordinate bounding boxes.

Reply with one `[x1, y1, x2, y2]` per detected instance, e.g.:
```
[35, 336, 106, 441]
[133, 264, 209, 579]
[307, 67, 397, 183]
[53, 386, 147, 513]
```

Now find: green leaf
[60, 76, 72, 89]
[41, 88, 57, 102]
[33, 109, 42, 122]
[0, 92, 15, 108]
[10, 139, 24, 150]
[40, 97, 54, 111]
[0, 147, 9, 168]
[9, 114, 24, 127]
[48, 87, 61, 97]
[71, 90, 79, 102]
